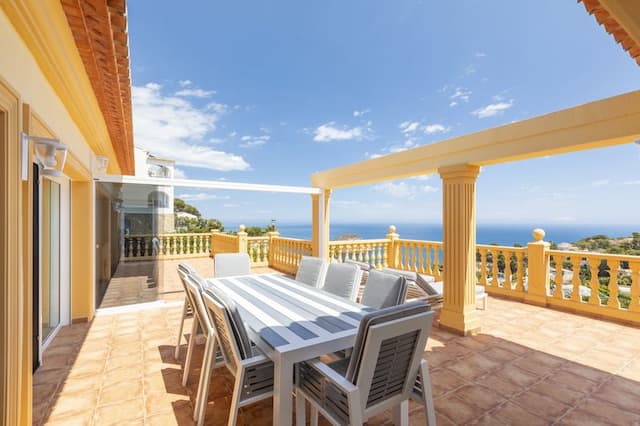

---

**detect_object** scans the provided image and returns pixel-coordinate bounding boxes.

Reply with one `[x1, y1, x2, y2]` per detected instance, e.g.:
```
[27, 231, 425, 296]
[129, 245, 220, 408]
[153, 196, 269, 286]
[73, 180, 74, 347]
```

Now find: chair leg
[174, 299, 188, 359]
[227, 369, 245, 426]
[182, 317, 199, 386]
[420, 360, 436, 426]
[295, 390, 306, 426]
[391, 400, 409, 426]
[194, 335, 217, 423]
[310, 407, 318, 426]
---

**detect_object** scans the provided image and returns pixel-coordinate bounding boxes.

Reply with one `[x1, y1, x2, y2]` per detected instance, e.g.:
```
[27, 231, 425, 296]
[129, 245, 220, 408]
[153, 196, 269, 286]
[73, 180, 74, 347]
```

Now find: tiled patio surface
[34, 274, 640, 425]
[98, 258, 276, 309]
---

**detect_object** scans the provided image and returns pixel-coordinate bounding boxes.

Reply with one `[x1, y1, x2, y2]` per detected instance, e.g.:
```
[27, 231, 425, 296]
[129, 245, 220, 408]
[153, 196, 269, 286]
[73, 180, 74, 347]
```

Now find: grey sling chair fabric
[214, 253, 251, 278]
[175, 262, 197, 359]
[294, 301, 436, 425]
[360, 269, 409, 309]
[198, 286, 274, 426]
[322, 262, 363, 301]
[295, 256, 329, 287]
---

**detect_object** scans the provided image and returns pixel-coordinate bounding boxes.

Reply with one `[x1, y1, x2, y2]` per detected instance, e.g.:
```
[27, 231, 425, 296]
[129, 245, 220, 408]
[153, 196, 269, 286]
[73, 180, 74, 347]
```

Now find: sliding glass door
[41, 178, 61, 342]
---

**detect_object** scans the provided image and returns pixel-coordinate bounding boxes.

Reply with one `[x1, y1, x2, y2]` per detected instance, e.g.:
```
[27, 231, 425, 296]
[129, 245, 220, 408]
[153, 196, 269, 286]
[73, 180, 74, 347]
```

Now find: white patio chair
[360, 269, 409, 309]
[199, 287, 274, 426]
[295, 301, 436, 426]
[295, 256, 329, 287]
[175, 262, 197, 359]
[214, 253, 251, 278]
[181, 274, 226, 424]
[180, 272, 223, 388]
[322, 263, 363, 302]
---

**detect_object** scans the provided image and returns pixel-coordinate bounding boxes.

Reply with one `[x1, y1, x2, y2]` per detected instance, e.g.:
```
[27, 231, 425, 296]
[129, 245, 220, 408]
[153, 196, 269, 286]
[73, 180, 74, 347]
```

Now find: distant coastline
[225, 222, 639, 247]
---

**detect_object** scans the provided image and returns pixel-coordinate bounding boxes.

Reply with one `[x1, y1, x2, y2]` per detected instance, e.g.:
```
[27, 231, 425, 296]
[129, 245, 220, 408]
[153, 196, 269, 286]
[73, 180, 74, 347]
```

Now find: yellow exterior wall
[0, 5, 111, 422]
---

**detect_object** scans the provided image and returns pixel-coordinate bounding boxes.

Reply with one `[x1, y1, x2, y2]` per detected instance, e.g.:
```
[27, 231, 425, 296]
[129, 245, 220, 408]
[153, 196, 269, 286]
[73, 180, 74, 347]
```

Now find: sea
[227, 223, 639, 246]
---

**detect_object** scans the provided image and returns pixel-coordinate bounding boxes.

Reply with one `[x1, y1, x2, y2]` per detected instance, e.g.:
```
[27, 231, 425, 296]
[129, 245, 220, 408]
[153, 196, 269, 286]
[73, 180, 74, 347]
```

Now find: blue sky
[127, 1, 640, 227]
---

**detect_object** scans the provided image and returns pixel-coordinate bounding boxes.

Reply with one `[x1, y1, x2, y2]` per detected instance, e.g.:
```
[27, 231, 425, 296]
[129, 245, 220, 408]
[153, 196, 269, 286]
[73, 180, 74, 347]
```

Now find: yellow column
[267, 230, 280, 267]
[438, 164, 481, 336]
[210, 228, 221, 257]
[70, 180, 95, 322]
[311, 189, 331, 259]
[386, 225, 399, 268]
[237, 225, 248, 255]
[525, 228, 550, 306]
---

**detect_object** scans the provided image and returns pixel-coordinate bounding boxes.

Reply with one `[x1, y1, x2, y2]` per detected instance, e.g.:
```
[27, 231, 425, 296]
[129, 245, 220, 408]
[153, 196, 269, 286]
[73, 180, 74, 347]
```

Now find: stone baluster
[588, 258, 602, 306]
[478, 248, 487, 286]
[516, 251, 525, 292]
[491, 249, 500, 287]
[570, 256, 582, 302]
[505, 251, 513, 290]
[554, 254, 564, 298]
[386, 225, 399, 269]
[629, 261, 640, 312]
[608, 259, 621, 310]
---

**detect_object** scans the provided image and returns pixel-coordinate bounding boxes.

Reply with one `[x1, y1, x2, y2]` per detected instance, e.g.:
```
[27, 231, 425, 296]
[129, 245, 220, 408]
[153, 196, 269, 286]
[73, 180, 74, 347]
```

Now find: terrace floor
[34, 275, 640, 425]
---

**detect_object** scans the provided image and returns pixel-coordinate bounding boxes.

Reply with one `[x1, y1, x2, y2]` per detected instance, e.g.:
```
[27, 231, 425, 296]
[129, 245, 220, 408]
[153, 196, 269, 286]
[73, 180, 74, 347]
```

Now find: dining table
[205, 272, 374, 426]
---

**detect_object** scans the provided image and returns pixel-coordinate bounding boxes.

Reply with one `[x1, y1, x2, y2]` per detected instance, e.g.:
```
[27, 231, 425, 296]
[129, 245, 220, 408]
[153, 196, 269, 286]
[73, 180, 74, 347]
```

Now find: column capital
[438, 164, 481, 181]
[323, 188, 332, 199]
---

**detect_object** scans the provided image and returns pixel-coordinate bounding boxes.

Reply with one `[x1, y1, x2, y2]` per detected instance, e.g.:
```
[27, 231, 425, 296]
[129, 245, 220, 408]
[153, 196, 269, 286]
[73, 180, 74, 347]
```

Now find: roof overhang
[580, 0, 640, 65]
[61, 0, 135, 175]
[312, 90, 640, 189]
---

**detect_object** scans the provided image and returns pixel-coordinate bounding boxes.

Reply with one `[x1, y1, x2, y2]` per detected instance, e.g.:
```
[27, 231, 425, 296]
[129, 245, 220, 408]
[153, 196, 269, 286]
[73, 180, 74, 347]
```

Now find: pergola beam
[97, 175, 322, 195]
[311, 90, 640, 189]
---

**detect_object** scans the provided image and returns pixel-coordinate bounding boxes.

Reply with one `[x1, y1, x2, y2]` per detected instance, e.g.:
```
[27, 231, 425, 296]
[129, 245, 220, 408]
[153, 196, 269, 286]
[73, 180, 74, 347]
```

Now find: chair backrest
[179, 270, 213, 334]
[214, 253, 251, 278]
[202, 287, 253, 373]
[322, 263, 362, 301]
[345, 301, 433, 413]
[178, 262, 196, 276]
[295, 256, 328, 287]
[360, 269, 408, 309]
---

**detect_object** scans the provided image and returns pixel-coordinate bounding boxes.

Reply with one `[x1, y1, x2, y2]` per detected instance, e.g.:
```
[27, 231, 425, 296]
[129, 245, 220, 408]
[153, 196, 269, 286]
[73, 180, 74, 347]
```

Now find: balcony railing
[121, 225, 640, 325]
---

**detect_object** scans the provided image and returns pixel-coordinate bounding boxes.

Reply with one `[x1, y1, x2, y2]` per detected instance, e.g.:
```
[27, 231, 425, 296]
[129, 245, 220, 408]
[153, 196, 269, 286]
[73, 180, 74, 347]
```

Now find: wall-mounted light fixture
[21, 132, 68, 181]
[93, 155, 109, 176]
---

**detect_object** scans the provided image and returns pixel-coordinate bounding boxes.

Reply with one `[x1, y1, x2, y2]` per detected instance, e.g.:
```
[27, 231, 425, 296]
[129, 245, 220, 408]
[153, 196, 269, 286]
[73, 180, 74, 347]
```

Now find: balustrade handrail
[329, 238, 390, 245]
[548, 249, 640, 262]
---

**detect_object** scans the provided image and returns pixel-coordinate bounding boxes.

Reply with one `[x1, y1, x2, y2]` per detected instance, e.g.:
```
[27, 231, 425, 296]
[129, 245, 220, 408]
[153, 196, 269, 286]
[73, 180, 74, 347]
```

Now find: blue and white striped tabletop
[205, 273, 375, 352]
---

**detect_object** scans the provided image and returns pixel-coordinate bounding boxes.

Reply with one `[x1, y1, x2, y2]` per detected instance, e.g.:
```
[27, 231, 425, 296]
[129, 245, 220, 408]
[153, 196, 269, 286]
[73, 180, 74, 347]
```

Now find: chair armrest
[242, 353, 272, 368]
[302, 359, 358, 394]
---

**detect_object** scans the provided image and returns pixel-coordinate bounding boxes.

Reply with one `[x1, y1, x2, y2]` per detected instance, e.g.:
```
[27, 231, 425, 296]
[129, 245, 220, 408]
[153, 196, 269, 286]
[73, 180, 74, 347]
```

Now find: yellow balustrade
[546, 249, 640, 323]
[328, 239, 390, 268]
[393, 239, 444, 280]
[269, 237, 313, 274]
[476, 245, 528, 299]
[247, 236, 270, 267]
[211, 231, 241, 256]
[124, 233, 212, 261]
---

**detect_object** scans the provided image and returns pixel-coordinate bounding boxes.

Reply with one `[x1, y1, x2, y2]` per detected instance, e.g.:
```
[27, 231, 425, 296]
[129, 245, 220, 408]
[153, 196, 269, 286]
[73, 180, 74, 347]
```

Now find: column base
[523, 294, 548, 307]
[438, 308, 482, 336]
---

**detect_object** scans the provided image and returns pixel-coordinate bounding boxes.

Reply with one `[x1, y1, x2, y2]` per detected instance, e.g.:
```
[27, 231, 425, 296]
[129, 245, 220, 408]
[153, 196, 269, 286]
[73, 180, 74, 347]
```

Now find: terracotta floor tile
[43, 409, 95, 426]
[445, 353, 501, 381]
[494, 363, 540, 388]
[452, 384, 505, 411]
[511, 390, 571, 421]
[47, 390, 99, 419]
[430, 369, 468, 399]
[572, 397, 640, 425]
[528, 379, 587, 406]
[99, 379, 144, 406]
[95, 397, 145, 425]
[434, 394, 487, 424]
[490, 401, 550, 426]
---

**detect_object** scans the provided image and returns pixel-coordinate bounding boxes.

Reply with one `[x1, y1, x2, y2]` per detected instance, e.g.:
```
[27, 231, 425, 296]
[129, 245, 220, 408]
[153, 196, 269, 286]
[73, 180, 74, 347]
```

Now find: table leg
[273, 356, 294, 426]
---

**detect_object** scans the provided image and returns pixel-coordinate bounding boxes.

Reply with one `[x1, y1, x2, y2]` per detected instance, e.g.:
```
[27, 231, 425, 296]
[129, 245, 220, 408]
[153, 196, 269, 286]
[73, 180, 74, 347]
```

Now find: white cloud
[178, 80, 192, 87]
[313, 122, 364, 142]
[399, 121, 421, 134]
[178, 193, 230, 201]
[475, 52, 487, 58]
[373, 181, 438, 200]
[132, 82, 249, 171]
[450, 87, 471, 105]
[464, 64, 476, 75]
[240, 135, 270, 148]
[173, 168, 187, 179]
[424, 124, 450, 135]
[175, 88, 217, 98]
[223, 203, 240, 208]
[623, 180, 640, 185]
[353, 109, 370, 117]
[471, 100, 514, 118]
[592, 179, 610, 187]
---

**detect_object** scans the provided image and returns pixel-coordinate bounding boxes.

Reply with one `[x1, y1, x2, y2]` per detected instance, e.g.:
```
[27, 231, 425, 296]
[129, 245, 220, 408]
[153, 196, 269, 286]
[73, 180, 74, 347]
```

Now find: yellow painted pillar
[386, 225, 399, 268]
[311, 189, 331, 259]
[70, 180, 95, 322]
[438, 164, 481, 336]
[525, 228, 550, 306]
[267, 230, 280, 267]
[237, 225, 248, 255]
